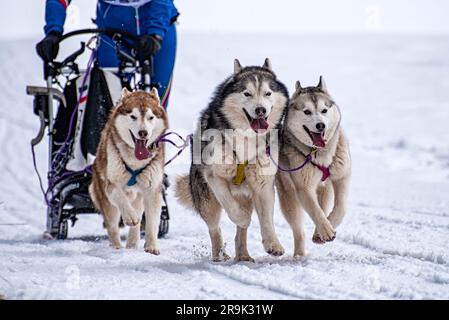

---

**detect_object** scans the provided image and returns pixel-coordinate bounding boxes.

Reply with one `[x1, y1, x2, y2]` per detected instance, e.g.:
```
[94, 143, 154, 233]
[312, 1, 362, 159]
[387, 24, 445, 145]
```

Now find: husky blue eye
[322, 109, 328, 114]
[304, 110, 312, 115]
[243, 92, 252, 97]
[130, 115, 137, 120]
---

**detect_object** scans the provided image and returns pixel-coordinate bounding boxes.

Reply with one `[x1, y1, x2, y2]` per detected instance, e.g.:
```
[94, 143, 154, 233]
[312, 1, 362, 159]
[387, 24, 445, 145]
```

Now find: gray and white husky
[276, 77, 351, 257]
[175, 59, 289, 262]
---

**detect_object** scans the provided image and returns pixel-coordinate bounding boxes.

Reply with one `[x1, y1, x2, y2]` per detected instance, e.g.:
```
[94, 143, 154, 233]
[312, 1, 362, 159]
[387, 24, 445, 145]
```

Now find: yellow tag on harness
[232, 161, 248, 185]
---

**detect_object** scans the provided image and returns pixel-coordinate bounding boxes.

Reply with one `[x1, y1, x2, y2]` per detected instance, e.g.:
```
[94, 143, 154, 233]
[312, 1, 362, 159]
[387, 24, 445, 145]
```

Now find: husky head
[286, 76, 341, 148]
[220, 58, 289, 134]
[113, 88, 168, 160]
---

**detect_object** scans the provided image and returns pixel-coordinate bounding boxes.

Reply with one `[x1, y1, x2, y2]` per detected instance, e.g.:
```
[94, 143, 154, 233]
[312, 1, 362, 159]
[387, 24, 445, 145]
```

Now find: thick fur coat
[89, 88, 168, 254]
[175, 59, 289, 262]
[276, 78, 351, 257]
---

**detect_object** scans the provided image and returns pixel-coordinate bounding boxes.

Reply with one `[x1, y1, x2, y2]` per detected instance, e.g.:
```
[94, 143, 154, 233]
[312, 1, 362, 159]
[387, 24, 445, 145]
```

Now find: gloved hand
[136, 34, 162, 58]
[36, 31, 62, 62]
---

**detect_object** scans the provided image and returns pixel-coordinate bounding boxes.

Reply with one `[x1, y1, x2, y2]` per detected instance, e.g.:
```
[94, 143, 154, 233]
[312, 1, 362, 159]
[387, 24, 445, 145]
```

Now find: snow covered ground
[1, 33, 449, 299]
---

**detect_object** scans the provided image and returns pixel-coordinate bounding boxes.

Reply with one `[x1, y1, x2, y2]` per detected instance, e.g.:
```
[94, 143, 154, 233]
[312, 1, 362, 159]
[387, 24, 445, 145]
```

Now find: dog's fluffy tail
[175, 165, 219, 216]
[174, 174, 194, 209]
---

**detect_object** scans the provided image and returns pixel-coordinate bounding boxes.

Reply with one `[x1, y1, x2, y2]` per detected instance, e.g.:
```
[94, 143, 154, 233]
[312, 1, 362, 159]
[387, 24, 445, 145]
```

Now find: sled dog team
[89, 58, 351, 261]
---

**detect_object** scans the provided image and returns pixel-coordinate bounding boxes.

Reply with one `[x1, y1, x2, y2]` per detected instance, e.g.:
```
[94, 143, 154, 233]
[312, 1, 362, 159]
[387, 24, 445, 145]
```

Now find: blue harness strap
[124, 163, 148, 187]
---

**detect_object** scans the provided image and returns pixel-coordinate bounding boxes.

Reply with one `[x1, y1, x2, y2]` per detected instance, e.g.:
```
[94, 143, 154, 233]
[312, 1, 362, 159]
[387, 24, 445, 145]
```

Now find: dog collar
[124, 162, 149, 187]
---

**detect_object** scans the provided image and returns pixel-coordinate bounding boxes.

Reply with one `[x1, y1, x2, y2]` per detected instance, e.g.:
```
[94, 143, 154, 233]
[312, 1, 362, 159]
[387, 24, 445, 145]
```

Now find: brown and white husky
[89, 88, 168, 254]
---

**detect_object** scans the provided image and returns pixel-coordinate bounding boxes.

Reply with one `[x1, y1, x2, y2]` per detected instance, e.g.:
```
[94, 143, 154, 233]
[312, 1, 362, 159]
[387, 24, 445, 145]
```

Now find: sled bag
[53, 66, 122, 171]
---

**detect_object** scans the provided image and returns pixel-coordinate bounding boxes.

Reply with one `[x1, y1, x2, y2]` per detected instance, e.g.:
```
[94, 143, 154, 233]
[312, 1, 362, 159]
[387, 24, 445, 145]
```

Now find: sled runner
[27, 28, 170, 240]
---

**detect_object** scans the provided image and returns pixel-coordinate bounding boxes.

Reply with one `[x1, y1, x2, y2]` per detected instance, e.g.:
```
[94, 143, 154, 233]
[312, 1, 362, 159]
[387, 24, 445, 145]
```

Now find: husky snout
[255, 106, 266, 117]
[129, 128, 151, 161]
[138, 130, 148, 139]
[243, 105, 270, 133]
[316, 122, 325, 132]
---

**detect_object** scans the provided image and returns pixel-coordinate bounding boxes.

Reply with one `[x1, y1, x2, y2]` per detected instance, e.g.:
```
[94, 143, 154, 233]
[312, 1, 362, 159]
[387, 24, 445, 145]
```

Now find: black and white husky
[175, 59, 289, 262]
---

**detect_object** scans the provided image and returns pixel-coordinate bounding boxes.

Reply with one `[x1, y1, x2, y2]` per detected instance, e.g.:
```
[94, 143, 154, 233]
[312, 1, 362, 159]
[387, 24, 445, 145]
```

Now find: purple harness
[155, 132, 192, 166]
[266, 146, 330, 182]
[114, 131, 192, 186]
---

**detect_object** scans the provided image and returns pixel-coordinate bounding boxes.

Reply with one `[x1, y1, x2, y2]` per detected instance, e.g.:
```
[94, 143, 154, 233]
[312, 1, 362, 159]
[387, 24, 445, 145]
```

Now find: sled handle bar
[61, 28, 155, 90]
[58, 28, 152, 69]
[48, 28, 154, 89]
[59, 28, 140, 44]
[44, 28, 142, 79]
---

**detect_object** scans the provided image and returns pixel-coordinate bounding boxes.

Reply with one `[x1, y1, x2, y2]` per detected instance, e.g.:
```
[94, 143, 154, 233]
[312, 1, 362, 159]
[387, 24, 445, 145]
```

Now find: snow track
[0, 35, 449, 299]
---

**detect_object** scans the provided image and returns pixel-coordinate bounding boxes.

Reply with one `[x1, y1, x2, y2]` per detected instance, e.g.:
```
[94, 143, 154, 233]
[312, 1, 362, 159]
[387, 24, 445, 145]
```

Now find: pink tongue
[250, 117, 269, 133]
[134, 139, 150, 160]
[310, 132, 326, 148]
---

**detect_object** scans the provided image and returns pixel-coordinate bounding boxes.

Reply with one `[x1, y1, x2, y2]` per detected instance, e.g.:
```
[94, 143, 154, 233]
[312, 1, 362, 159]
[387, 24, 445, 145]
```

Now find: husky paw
[212, 252, 231, 262]
[235, 255, 255, 263]
[121, 213, 140, 227]
[293, 249, 306, 257]
[126, 242, 139, 249]
[313, 221, 336, 243]
[145, 248, 160, 255]
[110, 242, 122, 249]
[144, 244, 160, 255]
[263, 240, 285, 257]
[312, 232, 326, 244]
[293, 254, 307, 263]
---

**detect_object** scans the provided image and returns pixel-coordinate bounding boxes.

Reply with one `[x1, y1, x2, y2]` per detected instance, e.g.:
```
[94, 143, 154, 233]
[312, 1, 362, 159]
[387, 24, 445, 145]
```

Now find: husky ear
[295, 80, 303, 92]
[317, 76, 328, 93]
[150, 87, 161, 104]
[262, 58, 272, 71]
[234, 59, 242, 74]
[121, 87, 131, 98]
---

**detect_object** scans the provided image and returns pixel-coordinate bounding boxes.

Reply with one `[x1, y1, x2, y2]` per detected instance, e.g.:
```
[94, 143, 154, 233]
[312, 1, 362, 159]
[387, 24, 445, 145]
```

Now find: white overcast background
[1, 0, 449, 299]
[0, 0, 449, 39]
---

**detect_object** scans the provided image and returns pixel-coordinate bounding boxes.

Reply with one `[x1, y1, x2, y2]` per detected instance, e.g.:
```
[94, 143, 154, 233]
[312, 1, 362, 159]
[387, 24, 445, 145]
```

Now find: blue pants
[96, 25, 177, 110]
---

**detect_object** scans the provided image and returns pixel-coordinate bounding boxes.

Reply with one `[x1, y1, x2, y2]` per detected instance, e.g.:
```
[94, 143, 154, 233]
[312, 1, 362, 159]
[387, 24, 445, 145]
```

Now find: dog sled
[27, 28, 170, 240]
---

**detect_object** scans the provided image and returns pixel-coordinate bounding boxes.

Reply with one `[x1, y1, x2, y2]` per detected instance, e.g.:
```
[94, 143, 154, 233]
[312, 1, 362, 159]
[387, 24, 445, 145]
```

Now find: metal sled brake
[27, 28, 169, 240]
